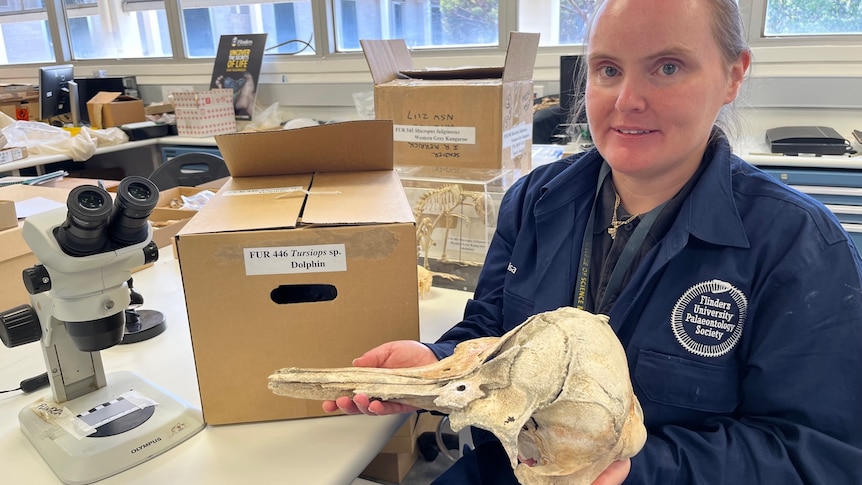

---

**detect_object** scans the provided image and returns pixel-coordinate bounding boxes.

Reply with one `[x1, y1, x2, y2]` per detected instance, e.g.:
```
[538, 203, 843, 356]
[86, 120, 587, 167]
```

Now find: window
[0, 0, 858, 71]
[0, 0, 53, 65]
[333, 0, 499, 52]
[764, 0, 862, 36]
[518, 0, 597, 46]
[65, 0, 171, 60]
[179, 0, 314, 58]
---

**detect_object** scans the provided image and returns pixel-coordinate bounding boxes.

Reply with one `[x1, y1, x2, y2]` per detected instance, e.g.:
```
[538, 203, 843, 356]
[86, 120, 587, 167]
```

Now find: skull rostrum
[268, 307, 647, 485]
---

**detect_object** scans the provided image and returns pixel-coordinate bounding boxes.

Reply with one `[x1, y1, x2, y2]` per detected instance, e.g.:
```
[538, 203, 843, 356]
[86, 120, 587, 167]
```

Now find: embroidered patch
[671, 279, 747, 357]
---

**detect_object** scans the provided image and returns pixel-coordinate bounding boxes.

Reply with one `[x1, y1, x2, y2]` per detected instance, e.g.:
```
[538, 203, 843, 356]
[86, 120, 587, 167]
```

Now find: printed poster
[210, 33, 267, 121]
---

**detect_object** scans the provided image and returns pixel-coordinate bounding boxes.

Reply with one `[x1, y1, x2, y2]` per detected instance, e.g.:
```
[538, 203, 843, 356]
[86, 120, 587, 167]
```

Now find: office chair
[148, 152, 230, 190]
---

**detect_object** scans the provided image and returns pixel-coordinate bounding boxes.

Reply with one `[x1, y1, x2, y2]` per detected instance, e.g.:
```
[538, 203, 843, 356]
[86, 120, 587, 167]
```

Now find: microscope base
[18, 370, 205, 485]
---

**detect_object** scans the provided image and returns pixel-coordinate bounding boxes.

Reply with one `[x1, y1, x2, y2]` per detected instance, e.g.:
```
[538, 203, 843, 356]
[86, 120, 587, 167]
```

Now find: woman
[328, 0, 862, 483]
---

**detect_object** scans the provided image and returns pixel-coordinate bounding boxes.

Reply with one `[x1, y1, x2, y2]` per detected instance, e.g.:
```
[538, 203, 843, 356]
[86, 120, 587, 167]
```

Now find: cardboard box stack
[361, 32, 540, 173]
[175, 120, 419, 425]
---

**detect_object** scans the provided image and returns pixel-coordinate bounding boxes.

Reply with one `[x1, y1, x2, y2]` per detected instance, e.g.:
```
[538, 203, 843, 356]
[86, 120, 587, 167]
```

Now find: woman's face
[585, 0, 747, 181]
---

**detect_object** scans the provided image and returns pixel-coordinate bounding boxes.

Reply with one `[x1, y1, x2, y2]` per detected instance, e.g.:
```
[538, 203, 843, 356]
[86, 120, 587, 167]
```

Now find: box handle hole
[271, 284, 337, 304]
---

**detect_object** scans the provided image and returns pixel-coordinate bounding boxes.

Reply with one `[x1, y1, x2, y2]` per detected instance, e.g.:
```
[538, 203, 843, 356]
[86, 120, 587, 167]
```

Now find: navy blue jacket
[426, 138, 862, 483]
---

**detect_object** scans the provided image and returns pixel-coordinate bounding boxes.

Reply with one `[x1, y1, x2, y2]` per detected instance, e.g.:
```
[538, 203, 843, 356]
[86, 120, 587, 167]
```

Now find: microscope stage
[18, 370, 205, 485]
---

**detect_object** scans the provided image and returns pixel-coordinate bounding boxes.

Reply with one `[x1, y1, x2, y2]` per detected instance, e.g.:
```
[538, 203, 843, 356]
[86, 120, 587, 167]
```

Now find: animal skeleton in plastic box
[414, 183, 494, 268]
[413, 184, 496, 295]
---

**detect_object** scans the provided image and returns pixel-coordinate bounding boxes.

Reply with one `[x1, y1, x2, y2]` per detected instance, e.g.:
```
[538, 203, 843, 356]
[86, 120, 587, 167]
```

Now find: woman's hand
[592, 459, 631, 485]
[322, 340, 438, 415]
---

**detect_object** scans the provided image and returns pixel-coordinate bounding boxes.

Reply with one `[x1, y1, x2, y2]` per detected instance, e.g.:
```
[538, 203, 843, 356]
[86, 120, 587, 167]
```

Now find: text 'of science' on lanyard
[574, 163, 667, 312]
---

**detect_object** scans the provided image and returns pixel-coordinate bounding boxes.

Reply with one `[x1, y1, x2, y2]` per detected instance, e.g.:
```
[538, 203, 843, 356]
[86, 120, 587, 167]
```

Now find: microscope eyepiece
[56, 185, 113, 256]
[109, 177, 159, 246]
[54, 177, 161, 255]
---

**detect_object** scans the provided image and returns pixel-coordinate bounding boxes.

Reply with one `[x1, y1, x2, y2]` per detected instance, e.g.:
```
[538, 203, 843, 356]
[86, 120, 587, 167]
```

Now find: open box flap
[303, 171, 414, 226]
[360, 39, 415, 85]
[180, 174, 312, 235]
[501, 32, 540, 83]
[362, 32, 539, 84]
[214, 120, 394, 178]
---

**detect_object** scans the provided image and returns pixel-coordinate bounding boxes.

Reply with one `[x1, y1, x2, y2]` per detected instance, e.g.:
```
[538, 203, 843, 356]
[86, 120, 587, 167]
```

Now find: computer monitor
[559, 55, 587, 124]
[39, 64, 79, 125]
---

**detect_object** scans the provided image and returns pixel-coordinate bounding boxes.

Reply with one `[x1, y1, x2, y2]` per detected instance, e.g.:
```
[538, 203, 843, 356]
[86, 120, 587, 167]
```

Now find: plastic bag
[243, 102, 283, 131]
[0, 120, 129, 162]
[1, 120, 71, 148]
[179, 190, 216, 211]
[352, 91, 375, 119]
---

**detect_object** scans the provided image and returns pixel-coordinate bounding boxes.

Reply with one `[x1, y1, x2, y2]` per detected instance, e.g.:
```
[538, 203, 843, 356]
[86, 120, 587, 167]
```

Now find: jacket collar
[684, 137, 750, 249]
[537, 135, 750, 249]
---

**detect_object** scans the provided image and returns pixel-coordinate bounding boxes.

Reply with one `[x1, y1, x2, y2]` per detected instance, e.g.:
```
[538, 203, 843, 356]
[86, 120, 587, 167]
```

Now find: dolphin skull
[268, 306, 646, 485]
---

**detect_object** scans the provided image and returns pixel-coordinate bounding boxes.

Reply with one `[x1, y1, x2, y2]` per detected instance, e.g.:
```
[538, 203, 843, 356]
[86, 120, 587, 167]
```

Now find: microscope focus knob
[0, 304, 42, 348]
[142, 240, 159, 265]
[22, 264, 51, 295]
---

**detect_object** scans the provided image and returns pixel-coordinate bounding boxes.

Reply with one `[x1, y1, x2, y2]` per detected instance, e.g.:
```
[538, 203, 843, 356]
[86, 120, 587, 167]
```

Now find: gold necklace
[608, 192, 639, 240]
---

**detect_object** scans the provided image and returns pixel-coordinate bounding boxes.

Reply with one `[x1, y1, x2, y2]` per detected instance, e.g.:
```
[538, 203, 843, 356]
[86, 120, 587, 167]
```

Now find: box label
[393, 125, 476, 145]
[502, 123, 532, 148]
[0, 147, 24, 165]
[244, 244, 347, 275]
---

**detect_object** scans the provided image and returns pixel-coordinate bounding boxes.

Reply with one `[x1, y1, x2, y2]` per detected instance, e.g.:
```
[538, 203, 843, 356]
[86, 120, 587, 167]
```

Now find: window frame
[0, 0, 857, 99]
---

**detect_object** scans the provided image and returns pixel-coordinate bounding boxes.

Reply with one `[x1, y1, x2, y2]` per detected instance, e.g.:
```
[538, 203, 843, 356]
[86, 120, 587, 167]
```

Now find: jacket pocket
[634, 349, 741, 413]
[501, 289, 534, 331]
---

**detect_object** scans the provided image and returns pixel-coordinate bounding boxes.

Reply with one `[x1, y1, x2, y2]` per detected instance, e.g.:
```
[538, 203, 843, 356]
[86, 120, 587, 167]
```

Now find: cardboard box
[157, 186, 211, 209]
[381, 413, 420, 455]
[0, 185, 72, 314]
[0, 200, 16, 231]
[0, 85, 38, 120]
[172, 89, 237, 137]
[361, 449, 420, 484]
[175, 120, 419, 425]
[144, 103, 174, 116]
[0, 97, 37, 121]
[361, 32, 539, 172]
[148, 186, 217, 250]
[0, 83, 36, 95]
[0, 146, 29, 165]
[149, 207, 198, 250]
[362, 412, 444, 483]
[86, 91, 146, 129]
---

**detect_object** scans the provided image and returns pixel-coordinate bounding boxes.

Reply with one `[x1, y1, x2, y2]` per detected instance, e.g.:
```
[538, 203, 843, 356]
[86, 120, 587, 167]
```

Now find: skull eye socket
[522, 417, 540, 431]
